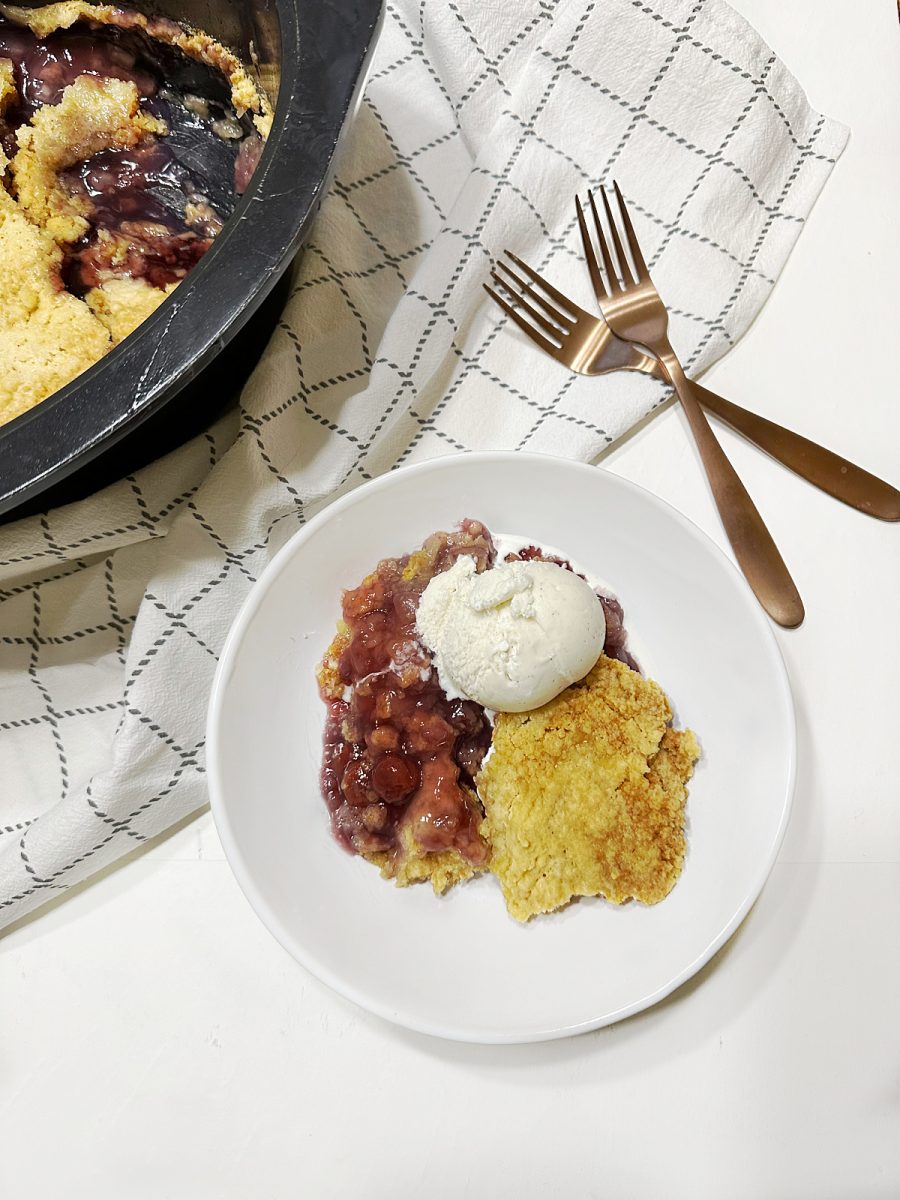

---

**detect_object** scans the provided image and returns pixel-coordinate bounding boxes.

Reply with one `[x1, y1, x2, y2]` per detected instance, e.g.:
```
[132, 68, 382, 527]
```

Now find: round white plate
[207, 452, 795, 1043]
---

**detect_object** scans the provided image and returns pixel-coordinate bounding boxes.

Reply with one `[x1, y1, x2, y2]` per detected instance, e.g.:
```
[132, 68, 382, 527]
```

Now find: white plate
[207, 452, 795, 1043]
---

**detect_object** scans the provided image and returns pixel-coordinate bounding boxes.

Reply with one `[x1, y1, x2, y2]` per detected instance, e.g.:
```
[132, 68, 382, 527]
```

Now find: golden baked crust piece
[366, 824, 478, 895]
[0, 173, 112, 424]
[0, 57, 15, 114]
[13, 75, 167, 246]
[478, 656, 700, 922]
[86, 276, 178, 343]
[0, 75, 170, 422]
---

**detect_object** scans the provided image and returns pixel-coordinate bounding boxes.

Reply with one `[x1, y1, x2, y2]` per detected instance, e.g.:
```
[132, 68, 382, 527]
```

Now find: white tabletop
[2, 2, 898, 1195]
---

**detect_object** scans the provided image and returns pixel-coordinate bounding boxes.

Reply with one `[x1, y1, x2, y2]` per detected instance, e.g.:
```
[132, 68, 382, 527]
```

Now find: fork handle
[684, 383, 900, 521]
[657, 346, 805, 628]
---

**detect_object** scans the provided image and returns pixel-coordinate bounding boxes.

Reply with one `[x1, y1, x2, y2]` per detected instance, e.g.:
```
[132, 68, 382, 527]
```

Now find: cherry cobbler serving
[318, 520, 495, 891]
[317, 519, 701, 921]
[0, 1, 271, 424]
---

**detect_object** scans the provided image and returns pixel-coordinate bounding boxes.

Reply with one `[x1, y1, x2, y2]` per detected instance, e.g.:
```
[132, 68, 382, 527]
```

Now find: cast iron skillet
[0, 0, 383, 519]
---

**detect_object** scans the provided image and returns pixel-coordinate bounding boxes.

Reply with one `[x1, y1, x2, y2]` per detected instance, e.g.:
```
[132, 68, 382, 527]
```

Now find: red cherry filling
[318, 520, 495, 863]
[0, 19, 260, 294]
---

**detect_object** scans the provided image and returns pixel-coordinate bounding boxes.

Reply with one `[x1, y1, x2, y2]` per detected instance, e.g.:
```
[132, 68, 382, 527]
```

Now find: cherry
[341, 759, 375, 807]
[371, 754, 421, 804]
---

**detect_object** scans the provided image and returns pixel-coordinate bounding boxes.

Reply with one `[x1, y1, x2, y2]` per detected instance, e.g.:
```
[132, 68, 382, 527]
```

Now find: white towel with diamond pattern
[0, 0, 847, 929]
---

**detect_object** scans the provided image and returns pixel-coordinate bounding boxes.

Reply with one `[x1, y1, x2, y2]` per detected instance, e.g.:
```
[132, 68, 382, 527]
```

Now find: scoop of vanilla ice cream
[416, 556, 605, 712]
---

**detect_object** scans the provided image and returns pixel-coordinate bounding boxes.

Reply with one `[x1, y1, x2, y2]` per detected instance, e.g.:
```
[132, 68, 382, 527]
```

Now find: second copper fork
[484, 254, 900, 523]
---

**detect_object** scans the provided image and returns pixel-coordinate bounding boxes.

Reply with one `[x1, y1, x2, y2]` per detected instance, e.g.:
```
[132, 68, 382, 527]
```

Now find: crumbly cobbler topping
[0, 2, 271, 425]
[479, 656, 700, 921]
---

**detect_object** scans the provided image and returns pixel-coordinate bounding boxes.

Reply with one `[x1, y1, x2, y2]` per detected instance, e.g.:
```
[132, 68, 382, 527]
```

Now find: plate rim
[206, 450, 797, 1043]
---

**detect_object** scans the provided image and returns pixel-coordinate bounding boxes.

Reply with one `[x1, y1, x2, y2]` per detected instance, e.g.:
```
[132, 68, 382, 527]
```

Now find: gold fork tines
[488, 262, 568, 348]
[485, 254, 646, 374]
[577, 182, 804, 627]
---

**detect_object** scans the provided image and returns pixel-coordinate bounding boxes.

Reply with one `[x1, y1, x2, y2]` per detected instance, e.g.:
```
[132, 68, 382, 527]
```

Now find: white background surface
[2, 1, 898, 1195]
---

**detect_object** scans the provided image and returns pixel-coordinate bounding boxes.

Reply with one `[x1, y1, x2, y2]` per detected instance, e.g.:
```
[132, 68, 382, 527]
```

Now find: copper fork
[483, 255, 900, 523]
[568, 182, 802, 626]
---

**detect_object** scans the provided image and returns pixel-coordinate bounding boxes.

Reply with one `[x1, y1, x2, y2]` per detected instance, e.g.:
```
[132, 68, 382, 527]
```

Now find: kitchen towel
[0, 0, 847, 929]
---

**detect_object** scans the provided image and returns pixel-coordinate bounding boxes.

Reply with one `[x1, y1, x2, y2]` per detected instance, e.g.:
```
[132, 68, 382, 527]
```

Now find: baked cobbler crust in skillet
[0, 1, 271, 424]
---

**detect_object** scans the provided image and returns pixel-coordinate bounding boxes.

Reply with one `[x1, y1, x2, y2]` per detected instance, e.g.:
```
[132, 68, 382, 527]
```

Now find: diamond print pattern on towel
[0, 0, 847, 928]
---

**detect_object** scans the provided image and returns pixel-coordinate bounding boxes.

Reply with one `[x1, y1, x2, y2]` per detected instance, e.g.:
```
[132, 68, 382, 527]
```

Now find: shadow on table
[0, 808, 207, 943]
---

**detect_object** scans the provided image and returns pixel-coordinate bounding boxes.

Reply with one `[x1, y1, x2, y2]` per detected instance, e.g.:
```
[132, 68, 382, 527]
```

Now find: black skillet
[0, 0, 383, 519]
